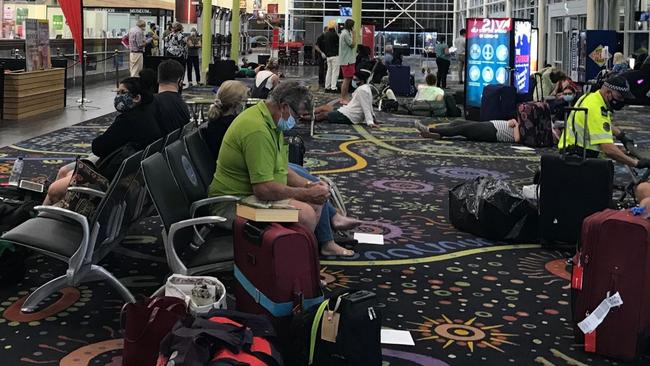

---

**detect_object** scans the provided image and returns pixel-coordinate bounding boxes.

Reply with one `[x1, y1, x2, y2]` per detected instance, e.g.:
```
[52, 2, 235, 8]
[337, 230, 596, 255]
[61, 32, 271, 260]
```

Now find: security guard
[558, 76, 650, 169]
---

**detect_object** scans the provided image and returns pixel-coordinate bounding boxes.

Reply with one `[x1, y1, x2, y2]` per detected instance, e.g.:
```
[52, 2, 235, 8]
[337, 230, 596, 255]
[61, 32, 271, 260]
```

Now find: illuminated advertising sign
[465, 18, 512, 108]
[514, 20, 531, 93]
[530, 28, 538, 72]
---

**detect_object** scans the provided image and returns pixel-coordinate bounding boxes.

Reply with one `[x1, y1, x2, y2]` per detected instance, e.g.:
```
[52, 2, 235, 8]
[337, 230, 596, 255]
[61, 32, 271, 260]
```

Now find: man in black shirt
[322, 22, 340, 92]
[314, 27, 327, 87]
[154, 59, 190, 135]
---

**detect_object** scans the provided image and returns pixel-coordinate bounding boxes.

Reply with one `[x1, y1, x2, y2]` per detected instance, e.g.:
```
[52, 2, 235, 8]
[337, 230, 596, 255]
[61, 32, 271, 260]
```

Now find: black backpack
[251, 75, 273, 99]
[444, 93, 462, 117]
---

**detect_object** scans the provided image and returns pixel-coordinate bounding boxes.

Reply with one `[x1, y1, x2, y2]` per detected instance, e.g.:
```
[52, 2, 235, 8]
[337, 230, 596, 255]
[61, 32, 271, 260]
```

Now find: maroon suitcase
[233, 217, 323, 321]
[573, 209, 650, 360]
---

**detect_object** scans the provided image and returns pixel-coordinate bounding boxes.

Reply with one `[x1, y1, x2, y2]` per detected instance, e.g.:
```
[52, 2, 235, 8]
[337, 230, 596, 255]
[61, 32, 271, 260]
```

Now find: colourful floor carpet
[1, 97, 650, 366]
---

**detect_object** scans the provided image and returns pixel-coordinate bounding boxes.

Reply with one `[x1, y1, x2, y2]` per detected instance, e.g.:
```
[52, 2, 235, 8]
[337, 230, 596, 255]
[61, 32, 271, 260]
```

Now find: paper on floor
[354, 233, 384, 245]
[381, 329, 415, 346]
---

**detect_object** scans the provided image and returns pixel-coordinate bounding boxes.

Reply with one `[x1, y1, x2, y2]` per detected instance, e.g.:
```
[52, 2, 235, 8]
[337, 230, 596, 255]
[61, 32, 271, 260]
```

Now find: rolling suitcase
[387, 65, 412, 97]
[516, 101, 553, 147]
[233, 218, 323, 348]
[573, 209, 650, 360]
[539, 105, 613, 246]
[480, 84, 517, 121]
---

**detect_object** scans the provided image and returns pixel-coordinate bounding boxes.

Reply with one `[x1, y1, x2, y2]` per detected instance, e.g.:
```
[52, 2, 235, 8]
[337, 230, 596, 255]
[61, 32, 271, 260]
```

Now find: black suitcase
[539, 105, 613, 246]
[480, 84, 517, 121]
[287, 134, 305, 166]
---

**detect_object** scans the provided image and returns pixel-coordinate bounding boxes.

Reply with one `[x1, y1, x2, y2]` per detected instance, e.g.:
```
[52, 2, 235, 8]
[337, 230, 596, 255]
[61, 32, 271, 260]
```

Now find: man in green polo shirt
[208, 81, 330, 232]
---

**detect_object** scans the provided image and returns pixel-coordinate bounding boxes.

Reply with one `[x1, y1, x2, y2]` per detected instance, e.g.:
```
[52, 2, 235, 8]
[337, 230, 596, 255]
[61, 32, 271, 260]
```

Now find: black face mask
[610, 98, 625, 111]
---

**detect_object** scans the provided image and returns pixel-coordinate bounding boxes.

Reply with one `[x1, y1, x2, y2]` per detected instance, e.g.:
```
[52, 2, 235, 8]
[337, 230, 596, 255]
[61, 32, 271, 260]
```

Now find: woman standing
[435, 35, 451, 88]
[164, 23, 187, 65]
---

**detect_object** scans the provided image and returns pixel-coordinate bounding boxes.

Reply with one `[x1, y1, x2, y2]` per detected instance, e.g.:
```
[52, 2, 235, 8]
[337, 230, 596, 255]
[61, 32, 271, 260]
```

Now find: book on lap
[236, 196, 299, 222]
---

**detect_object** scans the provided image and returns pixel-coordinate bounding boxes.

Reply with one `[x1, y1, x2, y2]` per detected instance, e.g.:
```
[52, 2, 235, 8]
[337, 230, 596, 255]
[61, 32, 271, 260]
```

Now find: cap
[603, 76, 635, 99]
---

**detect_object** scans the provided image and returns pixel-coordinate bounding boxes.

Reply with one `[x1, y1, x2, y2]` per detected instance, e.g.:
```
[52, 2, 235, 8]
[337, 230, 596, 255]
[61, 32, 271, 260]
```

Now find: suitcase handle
[562, 95, 589, 161]
[243, 221, 268, 245]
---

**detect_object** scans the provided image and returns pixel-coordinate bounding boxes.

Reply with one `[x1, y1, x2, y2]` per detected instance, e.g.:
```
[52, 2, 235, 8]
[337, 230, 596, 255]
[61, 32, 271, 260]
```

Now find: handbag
[57, 158, 109, 219]
[121, 296, 188, 366]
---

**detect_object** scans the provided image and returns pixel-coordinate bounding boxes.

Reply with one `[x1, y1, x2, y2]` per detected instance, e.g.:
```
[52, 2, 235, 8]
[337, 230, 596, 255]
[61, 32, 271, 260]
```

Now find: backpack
[251, 75, 273, 99]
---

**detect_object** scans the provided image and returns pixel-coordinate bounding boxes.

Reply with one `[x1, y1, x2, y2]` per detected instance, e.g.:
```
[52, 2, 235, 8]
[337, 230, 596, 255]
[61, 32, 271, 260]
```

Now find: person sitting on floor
[154, 59, 190, 135]
[44, 77, 163, 205]
[201, 80, 250, 159]
[414, 73, 445, 102]
[208, 82, 354, 256]
[251, 59, 280, 99]
[311, 68, 378, 127]
[414, 119, 520, 143]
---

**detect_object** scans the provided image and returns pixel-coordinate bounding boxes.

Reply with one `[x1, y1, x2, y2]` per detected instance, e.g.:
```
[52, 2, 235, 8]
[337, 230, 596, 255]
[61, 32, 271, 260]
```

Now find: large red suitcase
[233, 217, 323, 321]
[573, 209, 650, 360]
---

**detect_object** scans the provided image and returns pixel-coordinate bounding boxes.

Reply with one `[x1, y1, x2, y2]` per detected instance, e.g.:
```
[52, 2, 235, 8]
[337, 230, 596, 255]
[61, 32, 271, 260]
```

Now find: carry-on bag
[516, 101, 554, 147]
[287, 134, 306, 166]
[387, 65, 412, 97]
[289, 290, 382, 366]
[572, 209, 650, 360]
[539, 103, 613, 246]
[480, 84, 517, 121]
[121, 296, 187, 366]
[233, 218, 323, 349]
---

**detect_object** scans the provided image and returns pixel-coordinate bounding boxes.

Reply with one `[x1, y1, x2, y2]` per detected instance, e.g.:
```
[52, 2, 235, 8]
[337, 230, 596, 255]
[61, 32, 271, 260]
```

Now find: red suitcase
[573, 209, 650, 360]
[233, 217, 323, 321]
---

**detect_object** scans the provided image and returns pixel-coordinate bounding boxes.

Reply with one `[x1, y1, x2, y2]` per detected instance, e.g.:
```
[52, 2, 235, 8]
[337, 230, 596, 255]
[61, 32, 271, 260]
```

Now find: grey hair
[268, 81, 313, 113]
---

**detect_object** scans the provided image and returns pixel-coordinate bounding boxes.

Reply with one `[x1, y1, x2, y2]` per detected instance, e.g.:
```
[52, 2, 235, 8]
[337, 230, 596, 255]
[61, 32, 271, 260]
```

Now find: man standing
[338, 19, 356, 103]
[323, 21, 340, 93]
[435, 35, 451, 88]
[186, 27, 202, 85]
[454, 29, 466, 84]
[314, 26, 328, 88]
[128, 20, 149, 77]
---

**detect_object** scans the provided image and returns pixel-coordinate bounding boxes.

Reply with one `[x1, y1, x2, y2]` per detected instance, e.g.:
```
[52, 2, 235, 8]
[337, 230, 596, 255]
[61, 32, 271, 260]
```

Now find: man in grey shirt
[129, 20, 150, 77]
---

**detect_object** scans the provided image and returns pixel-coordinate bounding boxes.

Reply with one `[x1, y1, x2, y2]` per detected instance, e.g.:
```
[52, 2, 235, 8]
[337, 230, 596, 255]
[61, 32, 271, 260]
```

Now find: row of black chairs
[0, 123, 232, 312]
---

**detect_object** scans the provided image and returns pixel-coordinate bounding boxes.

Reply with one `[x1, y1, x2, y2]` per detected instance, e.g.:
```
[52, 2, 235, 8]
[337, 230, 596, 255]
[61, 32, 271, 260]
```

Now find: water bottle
[8, 157, 24, 186]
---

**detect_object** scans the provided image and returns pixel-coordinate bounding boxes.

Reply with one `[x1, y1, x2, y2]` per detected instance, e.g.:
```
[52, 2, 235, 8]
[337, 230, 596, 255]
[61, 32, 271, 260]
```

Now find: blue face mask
[562, 94, 575, 102]
[351, 79, 358, 89]
[277, 108, 296, 132]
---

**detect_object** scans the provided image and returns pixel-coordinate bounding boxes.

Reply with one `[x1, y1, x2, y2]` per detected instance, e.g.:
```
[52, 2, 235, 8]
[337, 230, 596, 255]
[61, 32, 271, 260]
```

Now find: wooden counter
[3, 68, 65, 120]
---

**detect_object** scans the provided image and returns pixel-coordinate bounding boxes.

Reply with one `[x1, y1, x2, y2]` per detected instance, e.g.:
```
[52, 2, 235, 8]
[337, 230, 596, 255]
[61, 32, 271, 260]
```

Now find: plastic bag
[164, 274, 227, 315]
[449, 177, 538, 241]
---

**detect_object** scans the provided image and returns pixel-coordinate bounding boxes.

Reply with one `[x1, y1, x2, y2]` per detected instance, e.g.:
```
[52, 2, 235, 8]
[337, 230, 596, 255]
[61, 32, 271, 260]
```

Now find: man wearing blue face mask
[208, 82, 338, 249]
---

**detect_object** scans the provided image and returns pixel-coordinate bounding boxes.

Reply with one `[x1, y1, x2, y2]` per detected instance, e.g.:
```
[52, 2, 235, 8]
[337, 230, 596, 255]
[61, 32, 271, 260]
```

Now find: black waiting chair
[165, 139, 207, 204]
[184, 129, 216, 189]
[163, 129, 182, 148]
[141, 153, 236, 275]
[0, 151, 144, 312]
[143, 137, 165, 158]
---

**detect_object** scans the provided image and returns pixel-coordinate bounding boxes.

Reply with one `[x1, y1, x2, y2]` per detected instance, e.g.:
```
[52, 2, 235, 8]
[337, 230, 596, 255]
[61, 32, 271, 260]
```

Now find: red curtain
[59, 0, 83, 55]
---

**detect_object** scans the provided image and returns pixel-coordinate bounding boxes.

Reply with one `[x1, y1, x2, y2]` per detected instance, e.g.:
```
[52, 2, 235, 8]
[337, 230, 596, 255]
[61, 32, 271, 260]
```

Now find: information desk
[2, 68, 65, 120]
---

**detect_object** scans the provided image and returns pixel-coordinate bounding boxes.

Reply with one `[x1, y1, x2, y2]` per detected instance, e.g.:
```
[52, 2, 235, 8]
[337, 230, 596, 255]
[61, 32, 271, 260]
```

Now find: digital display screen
[514, 20, 532, 93]
[465, 18, 512, 108]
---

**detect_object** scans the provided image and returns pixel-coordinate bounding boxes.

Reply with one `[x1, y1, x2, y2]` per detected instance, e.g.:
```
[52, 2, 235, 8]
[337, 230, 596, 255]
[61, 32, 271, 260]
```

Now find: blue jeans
[289, 163, 336, 247]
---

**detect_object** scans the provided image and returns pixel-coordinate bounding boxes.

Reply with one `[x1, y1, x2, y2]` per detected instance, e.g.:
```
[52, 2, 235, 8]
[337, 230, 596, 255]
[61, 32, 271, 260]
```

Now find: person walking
[128, 19, 150, 77]
[323, 21, 340, 92]
[454, 29, 466, 84]
[338, 19, 356, 103]
[186, 27, 202, 85]
[435, 35, 451, 88]
[314, 26, 328, 88]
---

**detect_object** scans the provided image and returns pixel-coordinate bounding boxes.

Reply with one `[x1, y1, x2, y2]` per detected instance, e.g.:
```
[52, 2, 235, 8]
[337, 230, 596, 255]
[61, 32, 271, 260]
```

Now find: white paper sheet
[381, 329, 415, 346]
[511, 145, 535, 151]
[354, 233, 384, 245]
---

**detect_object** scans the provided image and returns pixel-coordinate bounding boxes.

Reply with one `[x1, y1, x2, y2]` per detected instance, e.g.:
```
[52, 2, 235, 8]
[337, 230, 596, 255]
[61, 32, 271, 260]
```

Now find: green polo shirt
[208, 101, 288, 201]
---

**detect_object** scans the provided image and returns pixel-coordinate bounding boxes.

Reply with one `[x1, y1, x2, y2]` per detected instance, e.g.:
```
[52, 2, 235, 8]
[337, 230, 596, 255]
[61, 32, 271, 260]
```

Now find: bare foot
[331, 213, 362, 231]
[321, 240, 355, 257]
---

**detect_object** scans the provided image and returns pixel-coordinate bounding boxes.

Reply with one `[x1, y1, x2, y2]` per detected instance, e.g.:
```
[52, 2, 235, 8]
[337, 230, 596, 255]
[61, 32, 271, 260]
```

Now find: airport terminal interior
[1, 0, 650, 365]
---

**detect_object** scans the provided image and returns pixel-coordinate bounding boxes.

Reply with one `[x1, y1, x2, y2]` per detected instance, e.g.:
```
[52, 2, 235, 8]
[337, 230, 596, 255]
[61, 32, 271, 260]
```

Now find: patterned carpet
[1, 88, 650, 366]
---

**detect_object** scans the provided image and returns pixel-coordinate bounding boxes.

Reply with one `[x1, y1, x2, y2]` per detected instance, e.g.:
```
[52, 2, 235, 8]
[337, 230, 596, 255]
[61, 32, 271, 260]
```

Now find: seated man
[207, 82, 352, 256]
[558, 75, 650, 205]
[154, 59, 190, 135]
[311, 69, 378, 127]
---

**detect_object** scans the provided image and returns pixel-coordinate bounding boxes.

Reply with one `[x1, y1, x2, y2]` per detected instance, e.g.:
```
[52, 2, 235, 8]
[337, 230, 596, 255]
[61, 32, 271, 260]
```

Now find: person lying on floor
[309, 68, 378, 127]
[289, 163, 361, 256]
[207, 81, 356, 256]
[414, 73, 445, 102]
[44, 77, 163, 205]
[414, 119, 520, 143]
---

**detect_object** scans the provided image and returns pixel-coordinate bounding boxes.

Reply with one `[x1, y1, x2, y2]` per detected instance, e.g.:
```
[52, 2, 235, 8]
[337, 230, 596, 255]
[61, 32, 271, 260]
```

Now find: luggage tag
[584, 330, 596, 353]
[321, 293, 347, 343]
[571, 256, 583, 290]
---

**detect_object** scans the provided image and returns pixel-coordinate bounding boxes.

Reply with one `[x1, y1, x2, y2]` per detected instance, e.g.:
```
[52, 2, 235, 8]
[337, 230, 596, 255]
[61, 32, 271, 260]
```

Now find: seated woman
[251, 59, 280, 99]
[310, 69, 378, 127]
[414, 73, 444, 102]
[43, 77, 163, 205]
[414, 119, 520, 143]
[546, 82, 578, 121]
[612, 52, 629, 74]
[201, 80, 250, 159]
[289, 163, 361, 257]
